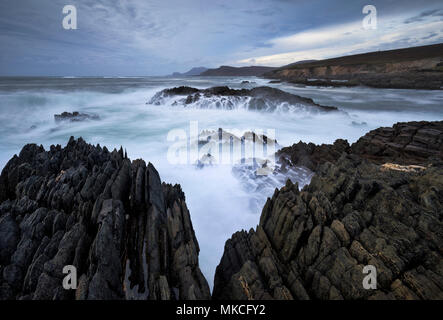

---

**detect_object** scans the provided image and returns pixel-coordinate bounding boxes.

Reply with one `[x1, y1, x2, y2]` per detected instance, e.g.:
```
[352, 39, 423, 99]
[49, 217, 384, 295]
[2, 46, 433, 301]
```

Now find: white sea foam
[0, 76, 442, 289]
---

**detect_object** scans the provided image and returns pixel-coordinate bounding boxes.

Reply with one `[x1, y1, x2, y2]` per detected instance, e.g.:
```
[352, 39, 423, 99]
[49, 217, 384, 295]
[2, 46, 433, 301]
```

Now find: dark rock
[0, 213, 19, 265]
[214, 121, 443, 300]
[0, 137, 210, 300]
[277, 139, 351, 171]
[277, 121, 443, 171]
[54, 112, 100, 123]
[214, 155, 443, 300]
[351, 121, 443, 165]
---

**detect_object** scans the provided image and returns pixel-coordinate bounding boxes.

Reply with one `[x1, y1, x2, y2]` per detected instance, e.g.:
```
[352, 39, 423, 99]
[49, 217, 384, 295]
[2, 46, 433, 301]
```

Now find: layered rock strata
[214, 121, 443, 300]
[277, 121, 443, 171]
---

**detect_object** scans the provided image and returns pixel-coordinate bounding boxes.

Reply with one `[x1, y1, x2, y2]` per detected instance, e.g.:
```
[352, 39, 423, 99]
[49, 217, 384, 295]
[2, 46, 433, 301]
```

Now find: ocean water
[0, 76, 442, 287]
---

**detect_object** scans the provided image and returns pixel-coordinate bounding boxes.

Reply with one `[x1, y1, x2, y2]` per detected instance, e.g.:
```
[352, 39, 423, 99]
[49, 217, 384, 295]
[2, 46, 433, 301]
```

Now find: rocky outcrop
[213, 155, 443, 300]
[277, 139, 351, 172]
[265, 44, 443, 90]
[277, 121, 443, 172]
[2, 121, 442, 301]
[149, 86, 338, 112]
[54, 112, 100, 123]
[351, 121, 443, 165]
[214, 121, 443, 300]
[0, 137, 210, 300]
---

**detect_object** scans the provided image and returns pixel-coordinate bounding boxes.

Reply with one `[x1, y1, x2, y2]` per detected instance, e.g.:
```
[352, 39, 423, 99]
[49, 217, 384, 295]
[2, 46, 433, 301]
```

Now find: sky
[0, 0, 442, 76]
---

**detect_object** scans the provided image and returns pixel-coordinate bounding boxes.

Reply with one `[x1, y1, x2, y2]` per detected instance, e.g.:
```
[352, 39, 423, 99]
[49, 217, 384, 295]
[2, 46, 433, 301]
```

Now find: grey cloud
[422, 32, 438, 40]
[404, 8, 443, 23]
[1, 0, 442, 76]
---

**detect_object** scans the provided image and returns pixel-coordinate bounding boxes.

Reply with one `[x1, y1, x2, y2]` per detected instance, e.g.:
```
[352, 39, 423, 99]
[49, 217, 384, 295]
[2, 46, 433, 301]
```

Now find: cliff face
[0, 137, 210, 300]
[213, 121, 443, 300]
[265, 44, 443, 89]
[273, 58, 440, 79]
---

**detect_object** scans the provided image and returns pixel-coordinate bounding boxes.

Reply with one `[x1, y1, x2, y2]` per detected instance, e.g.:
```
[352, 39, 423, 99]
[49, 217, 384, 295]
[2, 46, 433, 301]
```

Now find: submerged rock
[0, 137, 210, 300]
[148, 86, 338, 112]
[54, 112, 100, 123]
[214, 121, 443, 300]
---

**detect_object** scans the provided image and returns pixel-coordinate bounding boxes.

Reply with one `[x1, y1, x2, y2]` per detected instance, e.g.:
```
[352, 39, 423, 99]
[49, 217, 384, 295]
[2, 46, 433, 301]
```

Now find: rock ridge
[214, 121, 443, 300]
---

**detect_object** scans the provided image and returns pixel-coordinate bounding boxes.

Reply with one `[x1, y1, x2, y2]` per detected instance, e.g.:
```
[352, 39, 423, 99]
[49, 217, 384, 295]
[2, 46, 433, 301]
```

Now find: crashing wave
[183, 127, 313, 212]
[232, 158, 314, 212]
[148, 86, 338, 113]
[192, 128, 278, 169]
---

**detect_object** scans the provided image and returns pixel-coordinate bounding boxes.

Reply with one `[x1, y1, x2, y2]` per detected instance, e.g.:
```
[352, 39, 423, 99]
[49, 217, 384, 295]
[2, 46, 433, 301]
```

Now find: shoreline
[1, 120, 442, 300]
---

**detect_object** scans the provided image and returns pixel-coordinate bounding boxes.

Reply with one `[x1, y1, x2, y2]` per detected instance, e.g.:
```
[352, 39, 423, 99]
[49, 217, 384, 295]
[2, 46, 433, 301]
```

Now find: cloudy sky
[0, 0, 442, 76]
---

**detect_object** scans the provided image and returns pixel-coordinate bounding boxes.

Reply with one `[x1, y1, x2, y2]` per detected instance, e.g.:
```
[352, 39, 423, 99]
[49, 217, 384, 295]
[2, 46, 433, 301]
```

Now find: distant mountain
[171, 67, 208, 77]
[200, 65, 277, 76]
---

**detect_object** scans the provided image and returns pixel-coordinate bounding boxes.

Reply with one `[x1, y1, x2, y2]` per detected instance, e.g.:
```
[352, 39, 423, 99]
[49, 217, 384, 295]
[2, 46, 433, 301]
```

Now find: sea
[0, 76, 442, 287]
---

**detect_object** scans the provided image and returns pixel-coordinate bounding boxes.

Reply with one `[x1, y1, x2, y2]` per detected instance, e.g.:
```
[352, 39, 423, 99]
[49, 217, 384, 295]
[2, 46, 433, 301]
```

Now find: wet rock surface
[1, 121, 442, 300]
[54, 112, 100, 123]
[214, 121, 443, 300]
[0, 137, 210, 300]
[214, 156, 443, 300]
[277, 139, 351, 172]
[148, 86, 338, 112]
[277, 121, 443, 171]
[351, 121, 443, 165]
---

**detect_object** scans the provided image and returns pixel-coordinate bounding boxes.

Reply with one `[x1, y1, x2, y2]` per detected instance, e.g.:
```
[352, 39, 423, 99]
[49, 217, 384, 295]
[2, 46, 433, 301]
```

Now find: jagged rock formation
[351, 121, 443, 165]
[277, 139, 351, 172]
[1, 121, 442, 300]
[148, 86, 338, 112]
[214, 121, 443, 300]
[277, 121, 443, 171]
[0, 137, 210, 300]
[213, 155, 443, 300]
